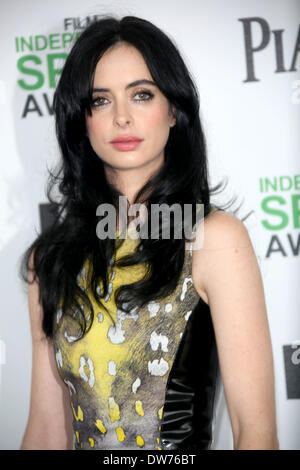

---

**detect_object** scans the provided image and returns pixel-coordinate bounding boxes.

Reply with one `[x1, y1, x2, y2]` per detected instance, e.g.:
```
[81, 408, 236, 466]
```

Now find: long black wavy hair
[19, 14, 241, 340]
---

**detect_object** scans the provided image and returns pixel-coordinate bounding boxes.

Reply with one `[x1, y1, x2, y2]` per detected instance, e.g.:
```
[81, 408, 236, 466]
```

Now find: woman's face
[86, 42, 176, 172]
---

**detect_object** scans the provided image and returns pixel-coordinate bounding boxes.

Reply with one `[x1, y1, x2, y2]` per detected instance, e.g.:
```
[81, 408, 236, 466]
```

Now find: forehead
[93, 43, 152, 84]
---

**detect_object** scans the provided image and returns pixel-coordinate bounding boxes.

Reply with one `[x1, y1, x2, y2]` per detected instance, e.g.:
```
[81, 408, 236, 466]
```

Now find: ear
[169, 105, 176, 127]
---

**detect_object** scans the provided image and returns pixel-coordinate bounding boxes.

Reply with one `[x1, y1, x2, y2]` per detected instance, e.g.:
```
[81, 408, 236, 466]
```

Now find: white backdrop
[0, 0, 299, 450]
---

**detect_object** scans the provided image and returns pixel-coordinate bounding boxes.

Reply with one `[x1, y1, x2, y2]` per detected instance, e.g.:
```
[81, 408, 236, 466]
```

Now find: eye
[134, 89, 154, 102]
[91, 96, 108, 108]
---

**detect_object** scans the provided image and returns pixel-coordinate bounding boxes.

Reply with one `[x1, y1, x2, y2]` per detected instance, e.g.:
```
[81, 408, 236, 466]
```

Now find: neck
[104, 161, 162, 232]
[104, 155, 164, 205]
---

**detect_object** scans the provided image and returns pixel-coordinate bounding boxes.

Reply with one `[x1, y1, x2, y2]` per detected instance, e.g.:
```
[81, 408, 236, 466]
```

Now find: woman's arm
[192, 211, 279, 450]
[21, 252, 74, 450]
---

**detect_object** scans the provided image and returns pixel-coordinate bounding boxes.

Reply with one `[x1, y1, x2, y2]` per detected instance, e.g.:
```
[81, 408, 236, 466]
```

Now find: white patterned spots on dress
[185, 310, 192, 322]
[108, 360, 116, 376]
[64, 331, 80, 343]
[56, 308, 63, 324]
[64, 379, 76, 396]
[108, 320, 126, 344]
[149, 331, 169, 352]
[108, 306, 139, 344]
[148, 358, 169, 376]
[55, 348, 62, 368]
[148, 301, 160, 318]
[180, 332, 183, 339]
[88, 358, 95, 388]
[132, 378, 141, 394]
[164, 303, 172, 313]
[104, 282, 113, 302]
[97, 312, 103, 323]
[79, 356, 95, 388]
[96, 285, 103, 296]
[180, 277, 193, 301]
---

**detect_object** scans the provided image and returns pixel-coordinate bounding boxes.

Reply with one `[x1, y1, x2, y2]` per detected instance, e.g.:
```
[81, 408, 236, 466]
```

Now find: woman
[19, 15, 279, 450]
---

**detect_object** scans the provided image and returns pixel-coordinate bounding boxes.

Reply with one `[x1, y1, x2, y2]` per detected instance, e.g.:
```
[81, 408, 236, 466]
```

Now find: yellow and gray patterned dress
[53, 206, 220, 450]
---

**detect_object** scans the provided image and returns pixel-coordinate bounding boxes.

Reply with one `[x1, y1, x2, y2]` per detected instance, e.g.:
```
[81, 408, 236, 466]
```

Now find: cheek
[86, 115, 108, 141]
[145, 105, 170, 131]
[86, 116, 98, 136]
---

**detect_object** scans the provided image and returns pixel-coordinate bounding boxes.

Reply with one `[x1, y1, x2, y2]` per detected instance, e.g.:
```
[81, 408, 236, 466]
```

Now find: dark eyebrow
[92, 79, 157, 93]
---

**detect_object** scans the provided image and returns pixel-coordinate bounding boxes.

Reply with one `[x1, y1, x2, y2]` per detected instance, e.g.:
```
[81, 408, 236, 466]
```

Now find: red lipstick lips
[110, 136, 143, 151]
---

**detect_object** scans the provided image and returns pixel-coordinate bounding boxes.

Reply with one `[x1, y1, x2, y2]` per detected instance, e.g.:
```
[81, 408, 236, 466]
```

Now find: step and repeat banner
[0, 0, 299, 450]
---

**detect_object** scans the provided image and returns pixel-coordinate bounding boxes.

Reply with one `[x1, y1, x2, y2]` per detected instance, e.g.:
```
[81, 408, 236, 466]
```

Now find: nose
[113, 100, 133, 128]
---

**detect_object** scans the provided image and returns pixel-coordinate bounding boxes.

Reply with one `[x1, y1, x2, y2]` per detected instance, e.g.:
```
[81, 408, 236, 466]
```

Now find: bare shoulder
[191, 210, 254, 304]
[199, 209, 251, 249]
[191, 210, 277, 446]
